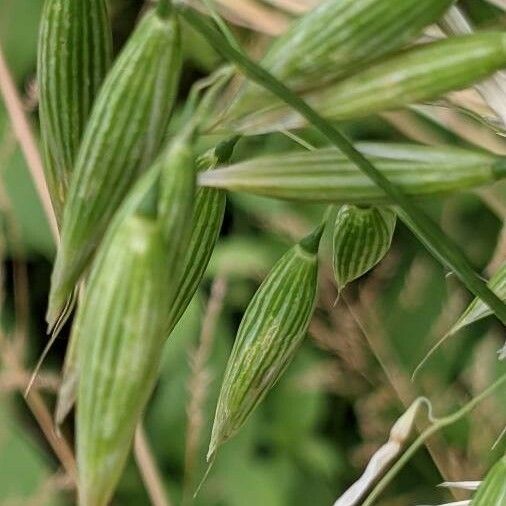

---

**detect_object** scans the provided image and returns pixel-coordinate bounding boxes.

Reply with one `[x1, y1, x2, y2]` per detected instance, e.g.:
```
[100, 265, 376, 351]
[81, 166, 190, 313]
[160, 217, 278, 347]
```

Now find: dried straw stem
[134, 423, 172, 506]
[0, 43, 59, 241]
[182, 274, 228, 503]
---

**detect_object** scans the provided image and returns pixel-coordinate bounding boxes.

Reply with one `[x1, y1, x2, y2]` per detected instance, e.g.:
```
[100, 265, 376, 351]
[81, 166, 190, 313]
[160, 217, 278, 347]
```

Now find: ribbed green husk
[38, 0, 112, 224]
[199, 146, 506, 203]
[448, 260, 506, 336]
[76, 214, 170, 506]
[55, 168, 161, 426]
[56, 135, 197, 426]
[226, 32, 506, 134]
[54, 162, 162, 425]
[165, 184, 225, 334]
[56, 188, 219, 426]
[208, 226, 322, 459]
[471, 455, 506, 505]
[164, 139, 239, 336]
[158, 136, 196, 265]
[47, 9, 181, 328]
[222, 0, 454, 125]
[333, 205, 396, 292]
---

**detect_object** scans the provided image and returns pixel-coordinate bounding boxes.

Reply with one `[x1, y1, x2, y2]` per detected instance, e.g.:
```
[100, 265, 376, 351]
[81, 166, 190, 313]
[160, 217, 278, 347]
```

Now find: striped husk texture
[55, 194, 221, 426]
[199, 146, 506, 204]
[38, 0, 112, 223]
[208, 226, 322, 459]
[166, 184, 225, 334]
[322, 142, 497, 165]
[333, 205, 396, 292]
[47, 9, 182, 328]
[164, 139, 239, 335]
[54, 170, 158, 426]
[56, 135, 197, 426]
[157, 136, 196, 265]
[224, 32, 506, 134]
[471, 455, 506, 505]
[55, 164, 161, 425]
[76, 214, 170, 506]
[448, 260, 506, 336]
[221, 0, 454, 125]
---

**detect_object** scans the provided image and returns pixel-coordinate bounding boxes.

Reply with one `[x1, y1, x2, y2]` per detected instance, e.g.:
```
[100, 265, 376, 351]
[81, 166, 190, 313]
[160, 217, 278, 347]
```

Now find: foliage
[0, 1, 505, 505]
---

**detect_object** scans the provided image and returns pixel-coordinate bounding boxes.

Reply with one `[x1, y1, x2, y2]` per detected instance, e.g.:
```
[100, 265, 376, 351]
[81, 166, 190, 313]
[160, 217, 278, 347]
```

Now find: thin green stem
[181, 66, 233, 127]
[176, 5, 506, 324]
[201, 0, 242, 52]
[362, 373, 506, 506]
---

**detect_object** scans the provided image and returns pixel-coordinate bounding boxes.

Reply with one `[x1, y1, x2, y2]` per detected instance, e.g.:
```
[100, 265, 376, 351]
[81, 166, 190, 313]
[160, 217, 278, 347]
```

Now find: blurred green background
[0, 1, 505, 505]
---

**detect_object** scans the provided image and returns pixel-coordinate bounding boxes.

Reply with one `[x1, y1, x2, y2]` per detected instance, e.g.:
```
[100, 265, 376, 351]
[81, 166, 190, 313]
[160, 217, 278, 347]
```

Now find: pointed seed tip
[206, 444, 216, 463]
[299, 221, 325, 254]
[45, 308, 58, 333]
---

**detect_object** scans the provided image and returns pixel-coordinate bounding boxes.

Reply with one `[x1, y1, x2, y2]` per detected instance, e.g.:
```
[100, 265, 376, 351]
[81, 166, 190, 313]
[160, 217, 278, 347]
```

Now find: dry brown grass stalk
[182, 274, 228, 504]
[0, 43, 59, 241]
[134, 423, 172, 506]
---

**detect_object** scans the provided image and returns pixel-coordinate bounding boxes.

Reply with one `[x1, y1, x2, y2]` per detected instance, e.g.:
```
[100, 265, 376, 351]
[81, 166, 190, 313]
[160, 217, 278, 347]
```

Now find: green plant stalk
[361, 373, 506, 506]
[177, 5, 506, 325]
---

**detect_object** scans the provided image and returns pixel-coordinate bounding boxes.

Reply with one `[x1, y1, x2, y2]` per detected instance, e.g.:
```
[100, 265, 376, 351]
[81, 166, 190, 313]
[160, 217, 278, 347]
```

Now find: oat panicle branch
[183, 274, 228, 503]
